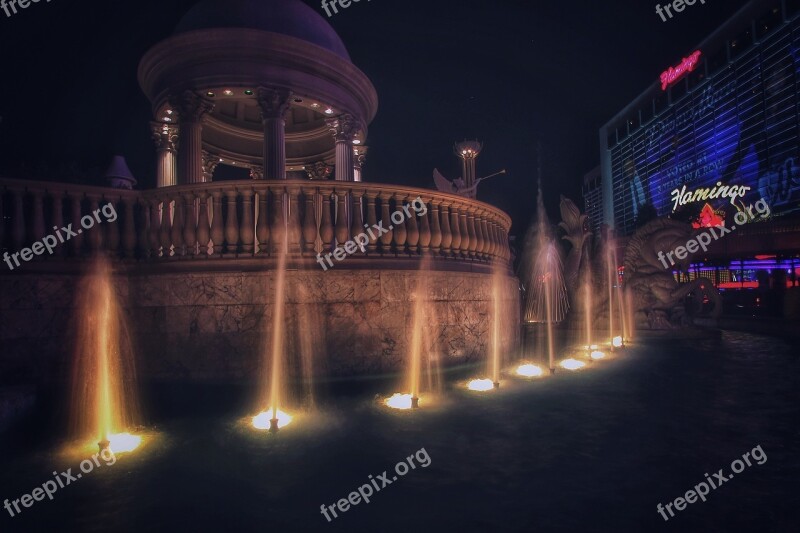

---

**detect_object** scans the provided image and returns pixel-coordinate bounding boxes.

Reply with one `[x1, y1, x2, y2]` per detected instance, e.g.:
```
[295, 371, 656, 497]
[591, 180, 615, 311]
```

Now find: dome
[175, 0, 351, 61]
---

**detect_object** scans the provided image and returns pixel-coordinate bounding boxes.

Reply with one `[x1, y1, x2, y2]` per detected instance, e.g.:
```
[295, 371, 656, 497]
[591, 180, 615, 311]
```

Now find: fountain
[467, 261, 509, 390]
[254, 215, 293, 432]
[525, 242, 569, 373]
[386, 254, 440, 409]
[70, 257, 141, 453]
[521, 179, 569, 375]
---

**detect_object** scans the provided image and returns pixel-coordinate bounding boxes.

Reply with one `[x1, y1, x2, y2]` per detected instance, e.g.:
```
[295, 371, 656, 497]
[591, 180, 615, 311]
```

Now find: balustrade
[0, 178, 512, 269]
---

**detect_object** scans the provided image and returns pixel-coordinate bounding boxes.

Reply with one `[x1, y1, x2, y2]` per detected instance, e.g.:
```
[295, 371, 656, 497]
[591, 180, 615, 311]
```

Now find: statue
[432, 168, 506, 198]
[557, 196, 722, 331]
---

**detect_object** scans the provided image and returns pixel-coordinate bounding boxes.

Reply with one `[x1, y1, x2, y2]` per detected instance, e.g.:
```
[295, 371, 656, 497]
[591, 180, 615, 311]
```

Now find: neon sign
[660, 51, 702, 91]
[670, 181, 751, 212]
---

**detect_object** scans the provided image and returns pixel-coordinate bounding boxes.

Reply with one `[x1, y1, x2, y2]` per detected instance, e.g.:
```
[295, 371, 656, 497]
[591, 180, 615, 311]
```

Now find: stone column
[327, 114, 359, 182]
[151, 122, 179, 188]
[171, 91, 214, 185]
[257, 87, 292, 180]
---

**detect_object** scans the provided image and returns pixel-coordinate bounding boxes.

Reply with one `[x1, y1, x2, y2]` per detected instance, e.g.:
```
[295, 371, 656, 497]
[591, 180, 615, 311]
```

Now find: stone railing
[0, 178, 512, 270]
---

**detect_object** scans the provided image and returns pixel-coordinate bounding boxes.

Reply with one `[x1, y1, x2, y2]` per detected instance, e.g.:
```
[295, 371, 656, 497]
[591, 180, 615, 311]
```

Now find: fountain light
[516, 364, 544, 378]
[467, 378, 495, 391]
[385, 393, 415, 410]
[612, 336, 623, 348]
[106, 432, 142, 453]
[583, 344, 599, 350]
[560, 358, 586, 371]
[252, 409, 293, 431]
[590, 350, 606, 360]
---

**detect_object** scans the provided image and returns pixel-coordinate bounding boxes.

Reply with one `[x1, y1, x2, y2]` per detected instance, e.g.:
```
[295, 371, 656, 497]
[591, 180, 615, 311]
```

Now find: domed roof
[175, 0, 351, 61]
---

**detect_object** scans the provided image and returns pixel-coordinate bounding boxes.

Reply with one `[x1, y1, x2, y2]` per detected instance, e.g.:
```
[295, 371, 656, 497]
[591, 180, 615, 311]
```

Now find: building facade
[597, 0, 800, 313]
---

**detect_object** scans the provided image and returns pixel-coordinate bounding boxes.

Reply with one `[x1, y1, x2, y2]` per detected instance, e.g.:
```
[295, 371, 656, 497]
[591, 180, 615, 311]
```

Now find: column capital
[202, 151, 220, 182]
[354, 145, 369, 169]
[305, 161, 332, 180]
[257, 87, 292, 120]
[326, 114, 360, 143]
[249, 165, 264, 180]
[170, 90, 214, 122]
[152, 122, 179, 152]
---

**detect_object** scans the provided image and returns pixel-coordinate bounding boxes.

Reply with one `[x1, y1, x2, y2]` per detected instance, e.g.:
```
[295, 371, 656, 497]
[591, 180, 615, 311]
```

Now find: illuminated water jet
[70, 257, 141, 453]
[255, 217, 293, 433]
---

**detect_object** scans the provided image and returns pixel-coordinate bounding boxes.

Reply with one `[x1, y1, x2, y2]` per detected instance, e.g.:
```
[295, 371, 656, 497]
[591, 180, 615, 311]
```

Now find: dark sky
[0, 0, 752, 236]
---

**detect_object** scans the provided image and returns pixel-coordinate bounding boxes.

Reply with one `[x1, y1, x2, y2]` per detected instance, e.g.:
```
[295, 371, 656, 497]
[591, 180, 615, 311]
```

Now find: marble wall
[0, 269, 520, 383]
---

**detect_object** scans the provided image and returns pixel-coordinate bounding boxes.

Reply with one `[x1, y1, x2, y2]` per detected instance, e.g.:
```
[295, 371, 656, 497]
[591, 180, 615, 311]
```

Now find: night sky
[0, 0, 752, 235]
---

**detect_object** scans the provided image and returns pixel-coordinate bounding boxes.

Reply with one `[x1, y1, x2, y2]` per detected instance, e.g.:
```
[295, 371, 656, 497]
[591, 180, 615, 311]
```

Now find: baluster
[11, 189, 25, 252]
[487, 221, 497, 261]
[270, 186, 285, 254]
[137, 200, 150, 258]
[466, 208, 477, 258]
[51, 191, 66, 257]
[486, 219, 497, 260]
[197, 193, 211, 257]
[319, 188, 334, 252]
[439, 202, 451, 256]
[224, 189, 239, 255]
[334, 190, 348, 247]
[379, 193, 393, 252]
[159, 199, 172, 257]
[105, 198, 121, 256]
[417, 197, 430, 253]
[122, 197, 136, 258]
[287, 186, 302, 254]
[474, 209, 486, 259]
[239, 187, 254, 255]
[481, 216, 492, 260]
[301, 187, 317, 254]
[392, 193, 407, 254]
[469, 209, 481, 259]
[449, 203, 461, 256]
[170, 196, 184, 257]
[458, 207, 470, 257]
[148, 199, 161, 258]
[183, 193, 197, 257]
[364, 193, 378, 253]
[85, 196, 103, 251]
[210, 192, 224, 255]
[351, 189, 365, 248]
[256, 188, 270, 255]
[499, 226, 509, 261]
[406, 196, 420, 254]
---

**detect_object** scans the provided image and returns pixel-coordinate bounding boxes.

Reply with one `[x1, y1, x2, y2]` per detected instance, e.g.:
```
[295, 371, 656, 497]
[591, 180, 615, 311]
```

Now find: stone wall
[0, 269, 520, 383]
